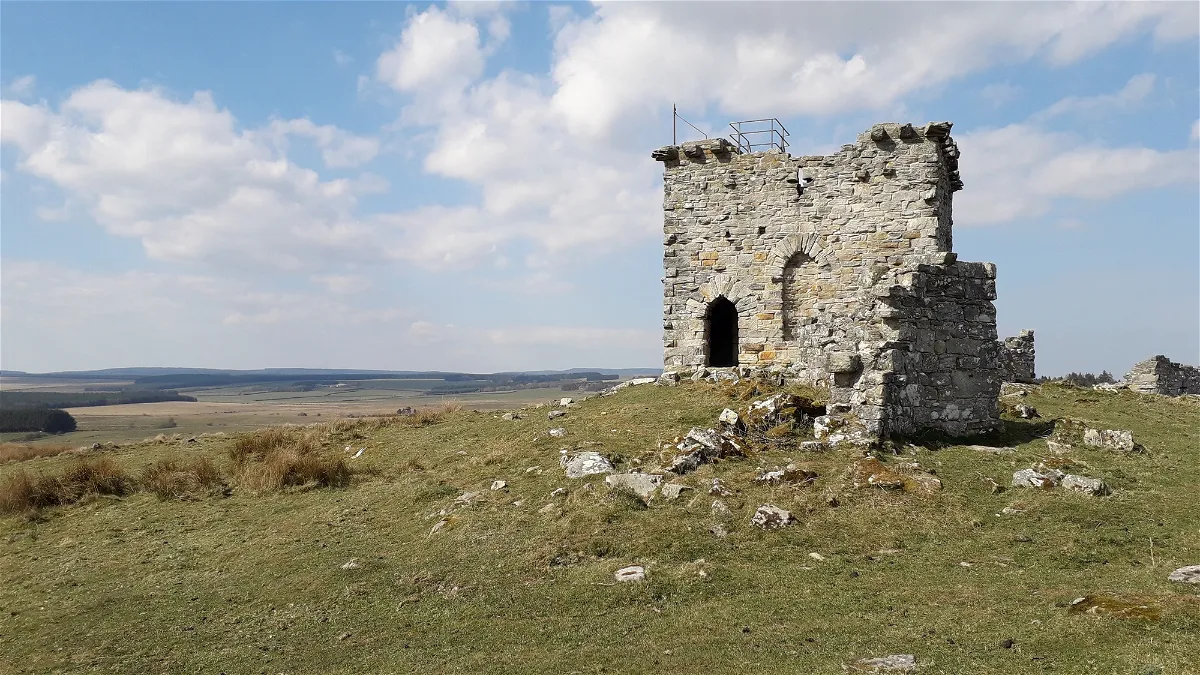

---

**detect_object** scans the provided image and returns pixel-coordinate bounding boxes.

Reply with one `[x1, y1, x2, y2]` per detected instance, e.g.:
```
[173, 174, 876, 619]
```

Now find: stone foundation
[1124, 355, 1200, 396]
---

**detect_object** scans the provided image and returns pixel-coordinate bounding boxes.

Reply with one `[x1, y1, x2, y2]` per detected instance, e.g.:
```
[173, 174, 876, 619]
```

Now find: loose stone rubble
[560, 451, 614, 479]
[614, 566, 645, 582]
[1011, 468, 1062, 489]
[605, 473, 663, 502]
[664, 427, 744, 474]
[654, 122, 1035, 441]
[750, 504, 795, 529]
[1012, 467, 1108, 496]
[1167, 565, 1200, 584]
[848, 654, 917, 673]
[1082, 428, 1140, 453]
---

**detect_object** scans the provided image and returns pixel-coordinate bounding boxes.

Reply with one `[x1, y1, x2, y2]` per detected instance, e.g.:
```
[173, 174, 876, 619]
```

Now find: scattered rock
[711, 499, 733, 519]
[982, 477, 1006, 494]
[501, 412, 522, 421]
[799, 440, 829, 452]
[614, 565, 645, 582]
[904, 472, 943, 495]
[808, 552, 826, 561]
[661, 483, 692, 500]
[454, 491, 479, 505]
[1167, 565, 1200, 584]
[1014, 404, 1040, 419]
[750, 504, 795, 529]
[340, 559, 361, 570]
[718, 408, 740, 428]
[813, 414, 874, 448]
[1011, 468, 1062, 489]
[657, 371, 680, 386]
[548, 410, 567, 420]
[1083, 427, 1141, 452]
[848, 654, 917, 673]
[548, 427, 567, 438]
[561, 451, 614, 479]
[754, 464, 818, 486]
[559, 398, 575, 407]
[537, 503, 558, 515]
[665, 427, 744, 475]
[430, 519, 449, 534]
[709, 478, 734, 496]
[549, 487, 567, 497]
[745, 392, 824, 430]
[490, 480, 507, 491]
[1061, 474, 1109, 496]
[850, 458, 905, 490]
[708, 524, 728, 538]
[605, 472, 663, 501]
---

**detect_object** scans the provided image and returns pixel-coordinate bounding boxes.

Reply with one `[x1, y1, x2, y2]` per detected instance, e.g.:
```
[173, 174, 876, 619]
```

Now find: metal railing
[729, 118, 789, 153]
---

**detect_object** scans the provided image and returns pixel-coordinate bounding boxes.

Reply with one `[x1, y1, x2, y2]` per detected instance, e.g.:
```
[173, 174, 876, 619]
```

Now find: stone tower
[653, 121, 1022, 438]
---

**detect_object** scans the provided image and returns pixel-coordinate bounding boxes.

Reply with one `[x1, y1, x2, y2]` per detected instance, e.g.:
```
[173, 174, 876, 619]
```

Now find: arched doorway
[706, 297, 738, 367]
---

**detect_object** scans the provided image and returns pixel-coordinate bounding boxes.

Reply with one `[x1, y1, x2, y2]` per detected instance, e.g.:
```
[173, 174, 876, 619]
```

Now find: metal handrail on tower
[729, 118, 789, 153]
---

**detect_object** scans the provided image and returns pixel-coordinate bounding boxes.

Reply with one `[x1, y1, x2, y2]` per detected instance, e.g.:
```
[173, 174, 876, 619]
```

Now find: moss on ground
[1, 383, 1197, 674]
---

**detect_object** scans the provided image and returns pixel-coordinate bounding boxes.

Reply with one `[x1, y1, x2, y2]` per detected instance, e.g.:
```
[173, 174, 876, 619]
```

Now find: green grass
[0, 383, 1197, 674]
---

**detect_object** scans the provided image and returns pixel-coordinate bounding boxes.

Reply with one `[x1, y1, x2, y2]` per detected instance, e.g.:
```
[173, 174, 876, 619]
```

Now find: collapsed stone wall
[998, 330, 1036, 383]
[654, 121, 1005, 437]
[1124, 355, 1200, 396]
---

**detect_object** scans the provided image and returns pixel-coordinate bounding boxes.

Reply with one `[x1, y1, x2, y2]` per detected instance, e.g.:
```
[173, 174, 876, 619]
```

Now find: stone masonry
[998, 330, 1036, 383]
[1124, 355, 1200, 396]
[653, 121, 1032, 438]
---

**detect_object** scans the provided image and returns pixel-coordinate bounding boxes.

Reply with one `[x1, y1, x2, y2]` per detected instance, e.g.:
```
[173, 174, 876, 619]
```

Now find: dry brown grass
[393, 402, 463, 428]
[0, 442, 80, 464]
[140, 456, 225, 500]
[0, 457, 134, 514]
[230, 426, 350, 492]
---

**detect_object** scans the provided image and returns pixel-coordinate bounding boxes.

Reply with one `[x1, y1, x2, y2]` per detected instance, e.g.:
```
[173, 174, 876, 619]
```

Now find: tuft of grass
[0, 457, 133, 514]
[229, 426, 350, 493]
[0, 442, 79, 464]
[394, 403, 463, 428]
[140, 456, 225, 501]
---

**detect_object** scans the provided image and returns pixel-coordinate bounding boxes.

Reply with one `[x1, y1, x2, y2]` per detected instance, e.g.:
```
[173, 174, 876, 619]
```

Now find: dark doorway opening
[706, 297, 738, 367]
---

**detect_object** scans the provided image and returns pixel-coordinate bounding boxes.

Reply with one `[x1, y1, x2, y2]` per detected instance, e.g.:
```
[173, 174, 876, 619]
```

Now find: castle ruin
[653, 120, 1033, 438]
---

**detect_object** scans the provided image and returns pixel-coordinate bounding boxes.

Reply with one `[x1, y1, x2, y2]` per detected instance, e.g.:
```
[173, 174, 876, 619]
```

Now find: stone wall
[1124, 355, 1200, 396]
[998, 330, 1036, 383]
[654, 121, 1005, 437]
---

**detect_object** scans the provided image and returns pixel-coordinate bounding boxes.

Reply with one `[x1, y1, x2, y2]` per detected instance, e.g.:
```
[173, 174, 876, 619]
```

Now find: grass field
[1, 382, 1197, 674]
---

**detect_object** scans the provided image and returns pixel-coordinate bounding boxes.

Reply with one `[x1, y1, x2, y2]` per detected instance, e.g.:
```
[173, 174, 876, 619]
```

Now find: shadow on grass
[895, 418, 1056, 450]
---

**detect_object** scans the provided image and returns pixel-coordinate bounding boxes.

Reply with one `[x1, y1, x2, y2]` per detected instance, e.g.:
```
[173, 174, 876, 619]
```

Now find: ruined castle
[653, 121, 1033, 438]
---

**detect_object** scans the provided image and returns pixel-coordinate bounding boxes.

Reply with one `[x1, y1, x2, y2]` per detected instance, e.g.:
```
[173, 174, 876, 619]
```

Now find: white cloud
[4, 75, 36, 99]
[980, 82, 1022, 108]
[311, 273, 370, 294]
[333, 49, 353, 66]
[1, 81, 387, 270]
[1032, 73, 1156, 121]
[375, 8, 484, 94]
[956, 123, 1199, 225]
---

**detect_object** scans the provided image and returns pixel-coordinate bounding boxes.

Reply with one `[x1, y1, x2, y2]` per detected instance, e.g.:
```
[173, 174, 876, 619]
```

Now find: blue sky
[2, 1, 1197, 376]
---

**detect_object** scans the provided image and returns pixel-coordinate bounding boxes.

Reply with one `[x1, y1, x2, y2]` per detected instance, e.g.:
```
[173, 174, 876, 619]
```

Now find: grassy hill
[1, 382, 1197, 674]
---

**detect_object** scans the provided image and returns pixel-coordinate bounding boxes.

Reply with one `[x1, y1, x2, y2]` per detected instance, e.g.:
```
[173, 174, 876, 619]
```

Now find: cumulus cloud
[1032, 73, 1156, 121]
[1, 81, 386, 270]
[3, 74, 36, 99]
[375, 8, 485, 94]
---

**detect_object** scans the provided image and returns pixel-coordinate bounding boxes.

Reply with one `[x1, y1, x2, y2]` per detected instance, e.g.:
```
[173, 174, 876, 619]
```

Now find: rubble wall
[998, 330, 1036, 383]
[1125, 355, 1200, 396]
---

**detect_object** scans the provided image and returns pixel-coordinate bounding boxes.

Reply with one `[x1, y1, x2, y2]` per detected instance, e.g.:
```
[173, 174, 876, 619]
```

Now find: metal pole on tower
[672, 103, 676, 145]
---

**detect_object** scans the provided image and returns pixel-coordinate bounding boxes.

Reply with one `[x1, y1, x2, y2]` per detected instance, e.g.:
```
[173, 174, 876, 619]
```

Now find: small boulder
[711, 499, 733, 519]
[501, 412, 522, 421]
[665, 427, 744, 475]
[750, 504, 795, 529]
[1012, 468, 1063, 489]
[1167, 565, 1200, 584]
[1083, 427, 1140, 452]
[548, 427, 567, 438]
[709, 478, 734, 496]
[561, 451, 614, 479]
[548, 409, 567, 420]
[708, 524, 728, 538]
[559, 398, 574, 407]
[848, 654, 917, 673]
[1014, 404, 1040, 419]
[657, 371, 680, 386]
[799, 440, 829, 452]
[605, 472, 663, 501]
[660, 483, 692, 501]
[614, 565, 645, 582]
[1061, 474, 1109, 496]
[340, 559, 361, 570]
[490, 480, 507, 491]
[718, 408, 740, 428]
[754, 464, 818, 486]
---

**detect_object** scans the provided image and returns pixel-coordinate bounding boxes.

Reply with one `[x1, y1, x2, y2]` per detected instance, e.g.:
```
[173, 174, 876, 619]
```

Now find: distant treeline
[134, 371, 622, 390]
[0, 391, 197, 410]
[1037, 371, 1116, 387]
[0, 408, 77, 434]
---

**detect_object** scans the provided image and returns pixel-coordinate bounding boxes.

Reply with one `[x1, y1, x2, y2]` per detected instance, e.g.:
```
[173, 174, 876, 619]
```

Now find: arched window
[781, 252, 817, 341]
[706, 297, 738, 367]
